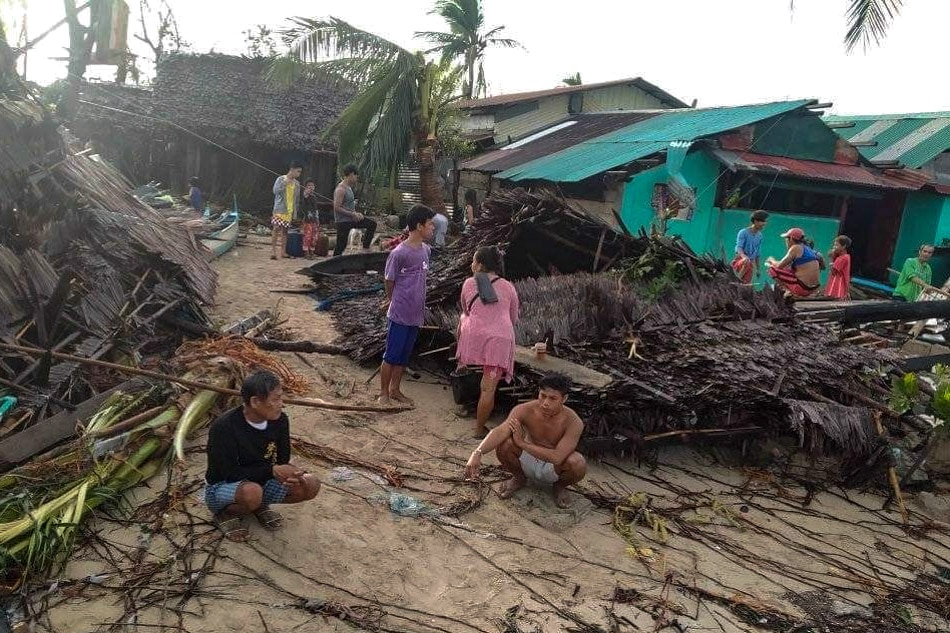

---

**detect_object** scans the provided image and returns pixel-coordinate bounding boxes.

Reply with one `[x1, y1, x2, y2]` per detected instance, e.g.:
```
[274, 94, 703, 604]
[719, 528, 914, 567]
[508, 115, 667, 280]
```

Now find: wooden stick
[0, 343, 410, 414]
[874, 412, 908, 525]
[592, 227, 607, 273]
[642, 426, 763, 443]
[886, 268, 950, 299]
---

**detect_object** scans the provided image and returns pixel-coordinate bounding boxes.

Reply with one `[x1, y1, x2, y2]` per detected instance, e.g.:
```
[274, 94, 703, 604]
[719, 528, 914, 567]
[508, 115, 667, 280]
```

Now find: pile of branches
[500, 273, 891, 457]
[333, 188, 684, 362]
[327, 188, 897, 459]
[0, 87, 216, 435]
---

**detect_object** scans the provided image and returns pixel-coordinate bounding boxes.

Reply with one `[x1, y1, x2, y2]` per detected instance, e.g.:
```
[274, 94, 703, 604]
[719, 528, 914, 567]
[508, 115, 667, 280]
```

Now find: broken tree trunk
[160, 315, 346, 355]
[250, 339, 347, 355]
[803, 300, 950, 325]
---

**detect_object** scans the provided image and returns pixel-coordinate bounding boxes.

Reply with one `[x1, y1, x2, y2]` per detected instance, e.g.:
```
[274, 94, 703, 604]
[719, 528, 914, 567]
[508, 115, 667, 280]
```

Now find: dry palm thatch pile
[327, 188, 896, 460]
[0, 81, 216, 440]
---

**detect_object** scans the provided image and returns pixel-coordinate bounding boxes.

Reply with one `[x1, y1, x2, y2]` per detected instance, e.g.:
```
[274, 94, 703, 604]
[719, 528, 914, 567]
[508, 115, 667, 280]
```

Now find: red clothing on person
[824, 253, 851, 300]
[731, 255, 753, 283]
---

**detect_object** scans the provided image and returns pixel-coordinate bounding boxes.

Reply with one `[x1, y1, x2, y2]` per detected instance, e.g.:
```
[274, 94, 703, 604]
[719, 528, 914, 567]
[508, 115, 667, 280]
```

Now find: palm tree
[843, 0, 903, 52]
[275, 17, 463, 211]
[416, 0, 521, 100]
[562, 72, 582, 87]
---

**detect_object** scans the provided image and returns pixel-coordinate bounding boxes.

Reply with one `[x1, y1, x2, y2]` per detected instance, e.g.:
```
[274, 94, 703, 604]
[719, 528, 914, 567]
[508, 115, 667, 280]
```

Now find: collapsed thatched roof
[75, 54, 353, 152]
[319, 189, 895, 461]
[0, 93, 216, 420]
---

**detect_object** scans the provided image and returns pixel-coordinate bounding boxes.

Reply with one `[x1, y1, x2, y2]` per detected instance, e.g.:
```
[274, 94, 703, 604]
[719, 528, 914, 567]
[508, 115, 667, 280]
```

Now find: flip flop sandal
[215, 515, 249, 542]
[254, 507, 284, 530]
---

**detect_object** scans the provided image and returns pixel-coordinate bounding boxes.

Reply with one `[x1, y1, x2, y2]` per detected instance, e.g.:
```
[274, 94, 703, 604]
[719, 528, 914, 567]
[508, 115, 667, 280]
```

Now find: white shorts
[519, 451, 559, 484]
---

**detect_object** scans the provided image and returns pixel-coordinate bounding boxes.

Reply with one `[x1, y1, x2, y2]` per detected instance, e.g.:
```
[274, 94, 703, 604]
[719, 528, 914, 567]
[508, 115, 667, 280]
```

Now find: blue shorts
[383, 320, 420, 366]
[205, 479, 289, 514]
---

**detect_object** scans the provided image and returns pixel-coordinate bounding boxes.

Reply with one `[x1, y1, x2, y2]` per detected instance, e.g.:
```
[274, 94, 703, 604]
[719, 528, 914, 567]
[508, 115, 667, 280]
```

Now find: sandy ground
[36, 237, 950, 633]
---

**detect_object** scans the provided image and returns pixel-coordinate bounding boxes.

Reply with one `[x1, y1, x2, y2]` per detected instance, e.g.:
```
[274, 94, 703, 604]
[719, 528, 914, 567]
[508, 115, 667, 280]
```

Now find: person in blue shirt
[188, 176, 203, 212]
[731, 210, 768, 283]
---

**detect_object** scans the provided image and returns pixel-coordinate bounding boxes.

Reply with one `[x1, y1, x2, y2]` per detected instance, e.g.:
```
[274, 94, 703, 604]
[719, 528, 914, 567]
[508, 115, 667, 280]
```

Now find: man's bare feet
[553, 484, 572, 509]
[473, 426, 488, 439]
[497, 476, 527, 499]
[389, 391, 415, 406]
[377, 394, 391, 406]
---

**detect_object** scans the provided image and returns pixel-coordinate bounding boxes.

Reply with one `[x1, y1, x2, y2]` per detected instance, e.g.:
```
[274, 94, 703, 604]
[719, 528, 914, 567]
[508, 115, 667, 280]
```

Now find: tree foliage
[274, 17, 464, 210]
[844, 0, 903, 52]
[562, 72, 582, 86]
[416, 0, 521, 99]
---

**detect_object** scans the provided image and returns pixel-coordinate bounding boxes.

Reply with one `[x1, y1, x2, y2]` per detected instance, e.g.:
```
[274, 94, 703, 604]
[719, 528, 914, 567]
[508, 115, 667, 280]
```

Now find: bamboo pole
[886, 268, 950, 299]
[874, 412, 908, 525]
[0, 343, 410, 414]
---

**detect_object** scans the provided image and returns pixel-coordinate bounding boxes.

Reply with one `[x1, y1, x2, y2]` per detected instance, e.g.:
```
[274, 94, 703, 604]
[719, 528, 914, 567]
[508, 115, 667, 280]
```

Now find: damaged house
[75, 53, 353, 210]
[456, 77, 688, 212]
[460, 99, 942, 284]
[826, 111, 950, 283]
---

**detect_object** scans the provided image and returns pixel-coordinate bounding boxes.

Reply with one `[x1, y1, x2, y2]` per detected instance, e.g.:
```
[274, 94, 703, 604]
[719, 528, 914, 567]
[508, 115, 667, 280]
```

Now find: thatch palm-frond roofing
[78, 53, 354, 152]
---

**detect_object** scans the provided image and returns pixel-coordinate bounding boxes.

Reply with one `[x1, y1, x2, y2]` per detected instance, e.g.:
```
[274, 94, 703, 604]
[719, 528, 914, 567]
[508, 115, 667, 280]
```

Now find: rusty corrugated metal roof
[460, 77, 688, 110]
[711, 149, 928, 191]
[460, 112, 661, 173]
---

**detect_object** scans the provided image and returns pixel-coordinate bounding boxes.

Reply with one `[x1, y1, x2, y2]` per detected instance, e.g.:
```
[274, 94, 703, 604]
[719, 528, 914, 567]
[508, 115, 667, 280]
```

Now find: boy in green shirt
[893, 244, 935, 301]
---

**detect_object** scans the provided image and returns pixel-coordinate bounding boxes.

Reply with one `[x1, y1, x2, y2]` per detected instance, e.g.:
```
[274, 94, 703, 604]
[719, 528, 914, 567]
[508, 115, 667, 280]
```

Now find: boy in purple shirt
[380, 205, 436, 405]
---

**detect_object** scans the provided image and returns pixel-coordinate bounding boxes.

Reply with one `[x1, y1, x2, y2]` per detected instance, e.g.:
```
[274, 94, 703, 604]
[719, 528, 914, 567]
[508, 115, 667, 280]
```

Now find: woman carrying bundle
[456, 246, 520, 438]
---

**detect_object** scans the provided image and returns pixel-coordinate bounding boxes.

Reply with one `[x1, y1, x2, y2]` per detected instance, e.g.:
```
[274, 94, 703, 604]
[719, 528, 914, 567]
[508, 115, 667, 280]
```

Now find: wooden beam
[850, 141, 878, 148]
[532, 227, 612, 264]
[900, 353, 950, 372]
[0, 378, 147, 471]
[826, 122, 856, 129]
[807, 102, 833, 109]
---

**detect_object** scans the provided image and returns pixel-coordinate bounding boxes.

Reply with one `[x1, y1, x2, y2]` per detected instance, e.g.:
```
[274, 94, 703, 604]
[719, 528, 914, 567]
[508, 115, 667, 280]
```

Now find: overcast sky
[8, 0, 950, 115]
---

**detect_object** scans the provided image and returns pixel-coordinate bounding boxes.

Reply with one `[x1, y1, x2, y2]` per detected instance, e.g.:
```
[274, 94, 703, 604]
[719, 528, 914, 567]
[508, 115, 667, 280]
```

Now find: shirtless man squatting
[464, 373, 587, 508]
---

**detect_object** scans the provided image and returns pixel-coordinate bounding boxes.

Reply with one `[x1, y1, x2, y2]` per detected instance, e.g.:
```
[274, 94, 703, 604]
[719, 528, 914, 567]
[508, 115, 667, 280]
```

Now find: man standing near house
[893, 244, 936, 301]
[333, 164, 378, 256]
[732, 211, 768, 283]
[379, 204, 436, 406]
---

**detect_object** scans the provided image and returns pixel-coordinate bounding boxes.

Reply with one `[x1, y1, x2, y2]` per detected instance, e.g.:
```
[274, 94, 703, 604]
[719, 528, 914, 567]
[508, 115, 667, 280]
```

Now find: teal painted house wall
[892, 192, 950, 285]
[620, 148, 842, 286]
[711, 209, 841, 284]
[620, 150, 721, 252]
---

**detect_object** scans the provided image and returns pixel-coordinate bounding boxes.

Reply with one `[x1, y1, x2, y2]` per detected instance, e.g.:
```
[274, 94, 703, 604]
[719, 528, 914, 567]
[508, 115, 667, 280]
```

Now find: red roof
[460, 77, 688, 110]
[711, 149, 930, 191]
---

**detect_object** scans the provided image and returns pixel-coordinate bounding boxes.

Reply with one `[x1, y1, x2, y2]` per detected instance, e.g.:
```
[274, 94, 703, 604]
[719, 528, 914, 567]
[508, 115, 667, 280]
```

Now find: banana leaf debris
[0, 92, 218, 449]
[322, 189, 903, 464]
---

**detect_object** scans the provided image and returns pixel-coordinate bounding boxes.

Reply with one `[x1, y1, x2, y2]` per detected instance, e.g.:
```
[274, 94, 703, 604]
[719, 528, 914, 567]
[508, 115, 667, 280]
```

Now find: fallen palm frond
[0, 359, 236, 587]
[323, 188, 894, 461]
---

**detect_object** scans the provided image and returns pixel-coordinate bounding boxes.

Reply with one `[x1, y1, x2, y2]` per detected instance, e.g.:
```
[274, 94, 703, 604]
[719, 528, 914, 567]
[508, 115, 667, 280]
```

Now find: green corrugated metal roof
[495, 100, 813, 182]
[825, 112, 950, 169]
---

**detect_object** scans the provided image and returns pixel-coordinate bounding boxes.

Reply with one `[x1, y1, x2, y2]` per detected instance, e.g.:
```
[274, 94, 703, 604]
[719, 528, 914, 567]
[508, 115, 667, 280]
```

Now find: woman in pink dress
[456, 246, 519, 437]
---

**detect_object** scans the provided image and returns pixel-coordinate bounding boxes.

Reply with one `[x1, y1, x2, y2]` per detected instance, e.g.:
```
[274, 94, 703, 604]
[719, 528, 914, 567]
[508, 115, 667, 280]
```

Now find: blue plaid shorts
[205, 479, 289, 514]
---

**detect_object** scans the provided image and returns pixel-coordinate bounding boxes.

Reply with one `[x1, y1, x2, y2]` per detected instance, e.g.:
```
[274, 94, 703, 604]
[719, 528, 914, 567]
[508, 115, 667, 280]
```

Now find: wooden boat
[296, 251, 389, 278]
[200, 213, 239, 261]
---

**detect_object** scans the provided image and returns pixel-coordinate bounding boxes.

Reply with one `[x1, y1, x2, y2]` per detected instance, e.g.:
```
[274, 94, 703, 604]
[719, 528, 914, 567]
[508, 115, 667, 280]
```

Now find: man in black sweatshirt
[205, 370, 320, 541]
